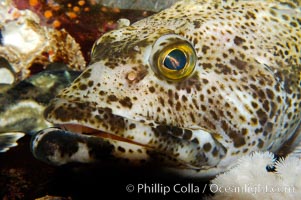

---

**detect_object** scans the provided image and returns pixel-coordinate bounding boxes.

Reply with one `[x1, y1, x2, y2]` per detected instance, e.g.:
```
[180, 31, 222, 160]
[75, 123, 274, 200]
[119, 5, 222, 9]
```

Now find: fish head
[32, 0, 301, 177]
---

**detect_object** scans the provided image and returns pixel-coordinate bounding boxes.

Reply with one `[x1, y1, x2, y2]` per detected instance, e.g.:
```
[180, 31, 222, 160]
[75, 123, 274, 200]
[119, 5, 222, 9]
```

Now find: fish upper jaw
[42, 97, 227, 169]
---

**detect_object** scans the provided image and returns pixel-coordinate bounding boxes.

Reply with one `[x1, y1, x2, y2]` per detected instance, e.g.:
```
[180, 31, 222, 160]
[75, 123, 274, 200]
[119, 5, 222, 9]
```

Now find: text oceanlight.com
[125, 183, 295, 195]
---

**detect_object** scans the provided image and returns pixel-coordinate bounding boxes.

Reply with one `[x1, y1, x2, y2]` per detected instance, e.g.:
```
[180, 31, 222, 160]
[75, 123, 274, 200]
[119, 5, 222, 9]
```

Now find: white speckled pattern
[34, 0, 301, 177]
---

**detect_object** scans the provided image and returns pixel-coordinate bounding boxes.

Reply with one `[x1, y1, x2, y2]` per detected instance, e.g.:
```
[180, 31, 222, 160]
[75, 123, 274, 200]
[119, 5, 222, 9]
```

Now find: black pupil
[163, 49, 186, 70]
[0, 29, 3, 45]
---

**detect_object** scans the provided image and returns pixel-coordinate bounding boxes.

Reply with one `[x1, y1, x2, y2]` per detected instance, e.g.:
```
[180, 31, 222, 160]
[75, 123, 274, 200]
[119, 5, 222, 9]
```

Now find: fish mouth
[31, 97, 227, 172]
[59, 123, 148, 147]
[42, 98, 154, 149]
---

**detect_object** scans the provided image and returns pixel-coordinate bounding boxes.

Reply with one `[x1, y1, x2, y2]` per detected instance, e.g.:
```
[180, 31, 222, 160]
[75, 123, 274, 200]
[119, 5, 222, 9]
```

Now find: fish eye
[163, 49, 186, 70]
[150, 34, 197, 81]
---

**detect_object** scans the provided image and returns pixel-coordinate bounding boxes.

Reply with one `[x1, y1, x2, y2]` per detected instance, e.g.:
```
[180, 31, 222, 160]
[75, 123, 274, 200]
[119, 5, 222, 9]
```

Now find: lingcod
[31, 0, 301, 178]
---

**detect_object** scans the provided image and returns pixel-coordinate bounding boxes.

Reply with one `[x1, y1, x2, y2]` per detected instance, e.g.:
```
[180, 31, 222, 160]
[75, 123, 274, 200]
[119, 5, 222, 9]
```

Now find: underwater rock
[11, 0, 155, 63]
[0, 57, 15, 92]
[97, 0, 180, 11]
[0, 0, 86, 81]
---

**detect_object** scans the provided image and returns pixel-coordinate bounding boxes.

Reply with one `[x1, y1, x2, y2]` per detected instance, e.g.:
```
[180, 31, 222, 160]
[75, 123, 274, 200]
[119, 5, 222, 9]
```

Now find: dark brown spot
[119, 97, 133, 108]
[255, 128, 262, 135]
[202, 79, 209, 84]
[203, 143, 212, 152]
[149, 86, 155, 93]
[88, 80, 94, 87]
[212, 147, 218, 157]
[265, 122, 273, 132]
[203, 116, 216, 130]
[228, 48, 235, 54]
[168, 89, 173, 98]
[221, 120, 228, 131]
[228, 130, 246, 148]
[183, 130, 193, 140]
[172, 128, 183, 137]
[159, 97, 165, 106]
[202, 45, 210, 54]
[190, 112, 196, 123]
[79, 84, 87, 90]
[99, 90, 106, 96]
[168, 99, 173, 107]
[81, 70, 91, 79]
[246, 11, 256, 20]
[118, 146, 126, 152]
[233, 36, 246, 46]
[256, 109, 268, 126]
[290, 21, 297, 27]
[251, 101, 258, 109]
[266, 88, 275, 99]
[257, 139, 264, 148]
[230, 58, 247, 70]
[210, 110, 218, 120]
[191, 138, 199, 144]
[129, 123, 136, 129]
[108, 95, 118, 102]
[263, 100, 270, 112]
[297, 18, 301, 25]
[242, 128, 248, 135]
[269, 8, 277, 16]
[258, 89, 266, 99]
[202, 63, 213, 69]
[193, 20, 201, 28]
[199, 94, 204, 101]
[175, 102, 181, 111]
[216, 63, 232, 75]
[243, 149, 248, 153]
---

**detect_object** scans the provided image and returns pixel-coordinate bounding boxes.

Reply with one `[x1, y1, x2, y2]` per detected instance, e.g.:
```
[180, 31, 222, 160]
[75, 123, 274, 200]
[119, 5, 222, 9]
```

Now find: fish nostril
[127, 71, 138, 81]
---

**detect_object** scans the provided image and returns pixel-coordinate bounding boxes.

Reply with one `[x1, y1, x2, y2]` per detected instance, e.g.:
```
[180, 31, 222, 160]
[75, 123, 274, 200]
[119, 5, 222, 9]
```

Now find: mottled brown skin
[35, 0, 301, 177]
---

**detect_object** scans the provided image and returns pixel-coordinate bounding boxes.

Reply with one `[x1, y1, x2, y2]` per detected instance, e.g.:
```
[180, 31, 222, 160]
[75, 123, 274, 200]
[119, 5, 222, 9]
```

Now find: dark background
[0, 135, 212, 200]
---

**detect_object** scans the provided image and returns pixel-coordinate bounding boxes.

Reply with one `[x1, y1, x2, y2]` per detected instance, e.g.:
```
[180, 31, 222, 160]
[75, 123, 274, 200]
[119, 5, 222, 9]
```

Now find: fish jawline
[59, 123, 148, 147]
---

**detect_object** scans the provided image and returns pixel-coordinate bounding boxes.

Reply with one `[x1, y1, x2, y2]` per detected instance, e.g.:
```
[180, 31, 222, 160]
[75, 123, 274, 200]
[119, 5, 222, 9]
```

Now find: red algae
[12, 0, 155, 63]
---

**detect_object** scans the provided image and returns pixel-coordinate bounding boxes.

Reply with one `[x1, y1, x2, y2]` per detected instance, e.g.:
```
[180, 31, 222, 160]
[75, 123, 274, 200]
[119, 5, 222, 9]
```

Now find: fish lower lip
[44, 99, 227, 168]
[59, 123, 146, 146]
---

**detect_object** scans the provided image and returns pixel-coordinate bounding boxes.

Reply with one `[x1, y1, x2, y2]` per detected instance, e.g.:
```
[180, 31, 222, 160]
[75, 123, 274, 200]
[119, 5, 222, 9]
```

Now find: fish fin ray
[0, 132, 25, 152]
